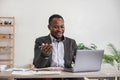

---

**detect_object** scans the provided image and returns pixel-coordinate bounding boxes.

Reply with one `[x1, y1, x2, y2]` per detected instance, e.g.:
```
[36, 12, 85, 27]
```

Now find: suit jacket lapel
[44, 35, 52, 66]
[63, 38, 70, 67]
[45, 35, 52, 44]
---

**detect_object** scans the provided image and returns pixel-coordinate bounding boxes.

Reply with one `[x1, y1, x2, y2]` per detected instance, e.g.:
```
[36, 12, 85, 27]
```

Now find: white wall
[0, 0, 120, 66]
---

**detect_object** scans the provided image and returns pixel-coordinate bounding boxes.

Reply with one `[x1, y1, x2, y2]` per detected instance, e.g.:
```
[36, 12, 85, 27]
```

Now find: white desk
[0, 64, 120, 80]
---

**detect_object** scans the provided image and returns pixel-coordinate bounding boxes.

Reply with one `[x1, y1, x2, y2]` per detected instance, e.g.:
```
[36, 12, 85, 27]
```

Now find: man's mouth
[56, 32, 62, 36]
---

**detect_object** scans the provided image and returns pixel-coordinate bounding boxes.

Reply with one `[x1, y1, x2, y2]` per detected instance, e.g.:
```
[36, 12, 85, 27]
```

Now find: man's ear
[48, 25, 50, 30]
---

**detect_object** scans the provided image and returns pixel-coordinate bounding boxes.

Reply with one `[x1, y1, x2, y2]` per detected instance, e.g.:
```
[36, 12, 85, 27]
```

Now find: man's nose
[57, 27, 63, 31]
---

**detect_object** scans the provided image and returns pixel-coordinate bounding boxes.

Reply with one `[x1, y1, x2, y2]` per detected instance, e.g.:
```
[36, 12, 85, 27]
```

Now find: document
[12, 70, 61, 75]
[6, 68, 30, 71]
[9, 67, 62, 75]
[12, 71, 33, 75]
[33, 71, 61, 74]
[32, 67, 64, 71]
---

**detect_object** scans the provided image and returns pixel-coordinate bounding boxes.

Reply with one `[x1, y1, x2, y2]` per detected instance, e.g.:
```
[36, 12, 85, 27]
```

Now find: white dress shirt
[50, 35, 64, 67]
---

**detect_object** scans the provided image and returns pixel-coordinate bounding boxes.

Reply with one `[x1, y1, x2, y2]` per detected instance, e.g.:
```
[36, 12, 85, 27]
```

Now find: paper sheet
[6, 68, 30, 71]
[32, 67, 64, 71]
[12, 70, 61, 75]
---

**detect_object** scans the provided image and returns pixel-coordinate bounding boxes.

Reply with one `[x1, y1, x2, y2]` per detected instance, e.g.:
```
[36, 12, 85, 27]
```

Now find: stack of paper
[12, 70, 61, 75]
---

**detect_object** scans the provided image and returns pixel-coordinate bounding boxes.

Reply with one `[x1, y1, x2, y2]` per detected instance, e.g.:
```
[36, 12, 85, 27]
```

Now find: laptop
[64, 50, 104, 72]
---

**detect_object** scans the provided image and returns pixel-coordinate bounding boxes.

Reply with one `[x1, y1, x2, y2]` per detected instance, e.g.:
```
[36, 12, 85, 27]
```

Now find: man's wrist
[44, 57, 49, 59]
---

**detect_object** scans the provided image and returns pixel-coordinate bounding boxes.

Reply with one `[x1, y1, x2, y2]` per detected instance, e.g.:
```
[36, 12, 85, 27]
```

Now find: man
[33, 14, 82, 80]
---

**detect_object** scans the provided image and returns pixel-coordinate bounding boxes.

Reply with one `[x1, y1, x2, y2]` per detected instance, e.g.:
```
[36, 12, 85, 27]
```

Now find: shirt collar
[50, 34, 65, 42]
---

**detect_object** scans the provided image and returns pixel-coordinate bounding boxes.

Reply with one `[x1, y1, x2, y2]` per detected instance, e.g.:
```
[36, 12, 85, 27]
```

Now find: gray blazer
[33, 35, 77, 68]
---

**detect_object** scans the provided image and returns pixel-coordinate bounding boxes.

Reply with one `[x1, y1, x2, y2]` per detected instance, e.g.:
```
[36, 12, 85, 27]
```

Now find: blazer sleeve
[72, 39, 78, 62]
[33, 38, 51, 68]
[64, 38, 77, 68]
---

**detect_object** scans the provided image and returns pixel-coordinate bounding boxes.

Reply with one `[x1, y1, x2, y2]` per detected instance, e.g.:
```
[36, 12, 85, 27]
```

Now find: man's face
[48, 18, 65, 40]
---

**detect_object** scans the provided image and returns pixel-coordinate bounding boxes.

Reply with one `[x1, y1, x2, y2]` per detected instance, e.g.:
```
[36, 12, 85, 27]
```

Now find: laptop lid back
[73, 50, 104, 72]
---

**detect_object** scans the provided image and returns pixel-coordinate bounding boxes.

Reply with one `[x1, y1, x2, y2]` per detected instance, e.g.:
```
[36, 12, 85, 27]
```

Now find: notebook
[64, 50, 104, 72]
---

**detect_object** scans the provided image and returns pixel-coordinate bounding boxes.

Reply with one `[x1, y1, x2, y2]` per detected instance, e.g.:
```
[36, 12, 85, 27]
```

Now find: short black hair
[48, 14, 64, 24]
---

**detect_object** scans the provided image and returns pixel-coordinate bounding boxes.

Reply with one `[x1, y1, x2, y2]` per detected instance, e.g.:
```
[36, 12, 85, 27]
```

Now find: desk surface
[0, 65, 120, 79]
[0, 70, 120, 78]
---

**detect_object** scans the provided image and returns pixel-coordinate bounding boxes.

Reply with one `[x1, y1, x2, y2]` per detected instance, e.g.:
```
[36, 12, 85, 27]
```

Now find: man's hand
[41, 43, 53, 57]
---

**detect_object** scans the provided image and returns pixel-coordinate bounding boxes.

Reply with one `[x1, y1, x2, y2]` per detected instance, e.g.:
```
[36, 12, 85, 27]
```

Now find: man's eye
[53, 26, 57, 28]
[61, 26, 64, 28]
[52, 26, 64, 28]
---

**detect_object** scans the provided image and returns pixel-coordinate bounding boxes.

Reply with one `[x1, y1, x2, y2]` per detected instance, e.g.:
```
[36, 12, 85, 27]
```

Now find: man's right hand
[41, 43, 53, 57]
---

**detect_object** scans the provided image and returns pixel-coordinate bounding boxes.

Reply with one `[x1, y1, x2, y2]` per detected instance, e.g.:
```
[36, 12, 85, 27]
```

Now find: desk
[0, 65, 120, 80]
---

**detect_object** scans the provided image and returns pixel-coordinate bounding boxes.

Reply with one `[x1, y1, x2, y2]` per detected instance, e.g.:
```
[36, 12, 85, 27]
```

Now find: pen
[39, 46, 42, 48]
